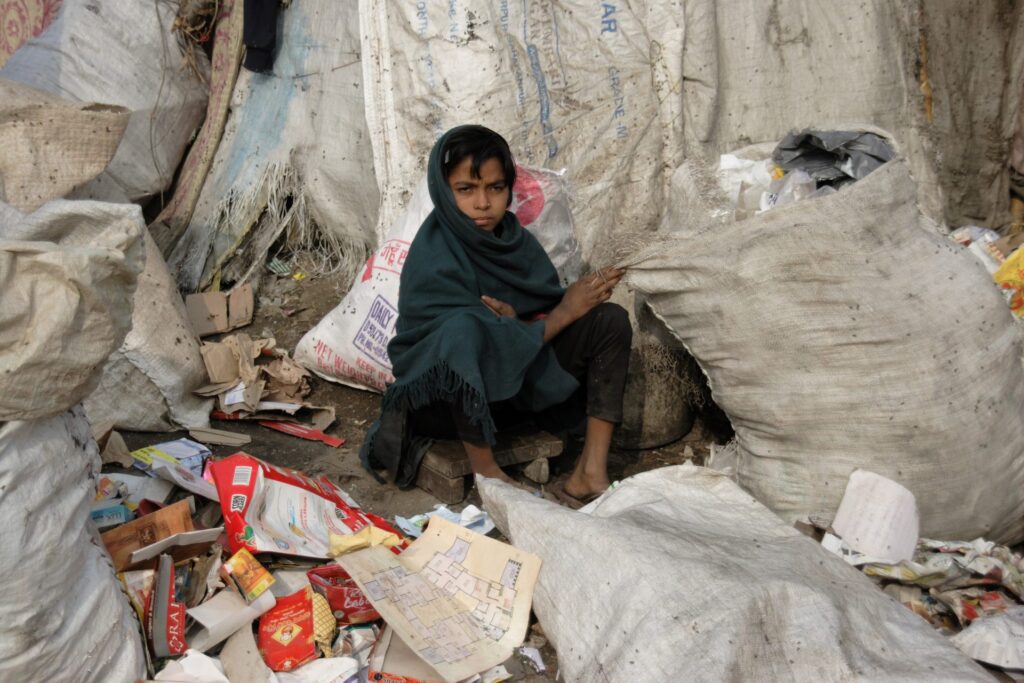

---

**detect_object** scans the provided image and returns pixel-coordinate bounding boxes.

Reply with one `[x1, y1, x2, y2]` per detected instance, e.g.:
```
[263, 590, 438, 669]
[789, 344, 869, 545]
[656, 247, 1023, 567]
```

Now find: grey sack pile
[624, 160, 1024, 543]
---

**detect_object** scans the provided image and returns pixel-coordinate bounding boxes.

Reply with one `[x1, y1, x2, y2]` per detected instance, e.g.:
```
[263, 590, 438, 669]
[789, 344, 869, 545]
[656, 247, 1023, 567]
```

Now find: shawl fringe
[382, 361, 496, 443]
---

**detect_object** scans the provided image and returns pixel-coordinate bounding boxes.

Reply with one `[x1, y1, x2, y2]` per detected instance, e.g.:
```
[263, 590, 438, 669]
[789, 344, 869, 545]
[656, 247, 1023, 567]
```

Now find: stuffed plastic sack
[83, 231, 212, 431]
[359, 0, 684, 268]
[0, 199, 143, 421]
[0, 408, 146, 682]
[623, 159, 1024, 542]
[0, 0, 208, 203]
[679, 0, 1024, 226]
[479, 467, 989, 682]
[168, 0, 377, 292]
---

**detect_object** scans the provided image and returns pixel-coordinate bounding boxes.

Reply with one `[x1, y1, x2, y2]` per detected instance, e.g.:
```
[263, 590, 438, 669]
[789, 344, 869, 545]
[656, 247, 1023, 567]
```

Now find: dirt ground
[124, 267, 722, 681]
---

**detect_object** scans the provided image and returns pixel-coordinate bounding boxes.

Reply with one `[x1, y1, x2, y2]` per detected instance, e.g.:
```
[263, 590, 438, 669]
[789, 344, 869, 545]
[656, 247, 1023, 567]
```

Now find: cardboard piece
[187, 588, 277, 653]
[200, 342, 241, 384]
[129, 527, 223, 566]
[259, 421, 344, 448]
[186, 283, 254, 337]
[993, 232, 1024, 261]
[189, 427, 252, 447]
[102, 499, 196, 572]
[149, 554, 189, 658]
[103, 432, 136, 468]
[212, 405, 336, 432]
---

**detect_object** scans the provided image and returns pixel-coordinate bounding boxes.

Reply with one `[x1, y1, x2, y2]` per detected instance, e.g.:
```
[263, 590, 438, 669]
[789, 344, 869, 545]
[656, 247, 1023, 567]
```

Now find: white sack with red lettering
[294, 166, 581, 392]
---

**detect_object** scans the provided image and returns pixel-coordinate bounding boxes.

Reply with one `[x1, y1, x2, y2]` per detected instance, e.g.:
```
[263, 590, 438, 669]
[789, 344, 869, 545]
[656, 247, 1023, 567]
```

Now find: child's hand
[481, 295, 517, 318]
[558, 267, 624, 322]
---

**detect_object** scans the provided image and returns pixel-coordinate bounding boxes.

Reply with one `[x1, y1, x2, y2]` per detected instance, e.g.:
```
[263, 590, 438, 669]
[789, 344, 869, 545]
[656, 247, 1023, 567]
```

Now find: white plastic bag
[479, 467, 989, 682]
[0, 408, 147, 682]
[294, 166, 581, 392]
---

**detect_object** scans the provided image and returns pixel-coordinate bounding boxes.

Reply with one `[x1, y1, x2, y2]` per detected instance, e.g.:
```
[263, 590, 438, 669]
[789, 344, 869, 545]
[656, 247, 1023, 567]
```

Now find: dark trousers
[410, 303, 632, 444]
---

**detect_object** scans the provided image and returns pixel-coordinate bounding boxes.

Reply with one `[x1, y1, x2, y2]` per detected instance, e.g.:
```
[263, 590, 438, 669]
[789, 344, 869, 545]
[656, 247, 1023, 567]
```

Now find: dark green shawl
[361, 126, 578, 486]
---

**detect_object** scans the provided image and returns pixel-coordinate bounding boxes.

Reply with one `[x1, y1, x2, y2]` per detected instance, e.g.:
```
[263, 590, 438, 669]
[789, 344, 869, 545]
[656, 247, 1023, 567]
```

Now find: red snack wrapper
[258, 587, 318, 672]
[209, 452, 378, 557]
[307, 564, 381, 625]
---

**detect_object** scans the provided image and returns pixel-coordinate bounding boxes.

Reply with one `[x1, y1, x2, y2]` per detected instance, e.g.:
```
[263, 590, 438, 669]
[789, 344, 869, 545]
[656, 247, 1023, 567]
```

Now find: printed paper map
[337, 516, 541, 682]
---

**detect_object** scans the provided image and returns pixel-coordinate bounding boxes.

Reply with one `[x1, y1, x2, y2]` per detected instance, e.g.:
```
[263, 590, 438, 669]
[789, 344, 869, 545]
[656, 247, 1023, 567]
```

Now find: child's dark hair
[442, 125, 517, 194]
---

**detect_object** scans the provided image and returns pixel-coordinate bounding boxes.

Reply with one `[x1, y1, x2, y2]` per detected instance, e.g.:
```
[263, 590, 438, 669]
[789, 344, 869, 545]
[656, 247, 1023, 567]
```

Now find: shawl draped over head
[361, 125, 579, 486]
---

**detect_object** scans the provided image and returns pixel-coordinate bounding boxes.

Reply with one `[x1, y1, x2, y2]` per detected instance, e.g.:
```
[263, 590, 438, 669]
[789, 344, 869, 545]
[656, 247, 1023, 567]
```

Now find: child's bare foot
[473, 462, 516, 485]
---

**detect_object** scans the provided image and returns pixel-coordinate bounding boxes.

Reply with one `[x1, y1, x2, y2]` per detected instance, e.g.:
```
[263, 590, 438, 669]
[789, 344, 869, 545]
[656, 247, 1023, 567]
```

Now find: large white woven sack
[83, 230, 212, 432]
[169, 0, 378, 292]
[0, 408, 146, 682]
[359, 0, 683, 267]
[623, 160, 1024, 542]
[479, 467, 988, 682]
[0, 0, 208, 203]
[0, 200, 143, 421]
[295, 166, 581, 392]
[680, 1, 1024, 226]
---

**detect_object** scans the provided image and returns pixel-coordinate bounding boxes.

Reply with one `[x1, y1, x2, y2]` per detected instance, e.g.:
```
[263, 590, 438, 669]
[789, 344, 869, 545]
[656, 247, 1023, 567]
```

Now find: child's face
[447, 156, 510, 232]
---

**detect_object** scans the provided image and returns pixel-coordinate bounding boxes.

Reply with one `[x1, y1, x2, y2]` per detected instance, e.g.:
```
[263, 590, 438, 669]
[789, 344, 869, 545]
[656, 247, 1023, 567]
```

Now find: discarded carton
[186, 284, 255, 337]
[150, 554, 190, 658]
[222, 548, 275, 603]
[189, 427, 252, 447]
[306, 565, 380, 625]
[209, 453, 382, 558]
[101, 498, 195, 572]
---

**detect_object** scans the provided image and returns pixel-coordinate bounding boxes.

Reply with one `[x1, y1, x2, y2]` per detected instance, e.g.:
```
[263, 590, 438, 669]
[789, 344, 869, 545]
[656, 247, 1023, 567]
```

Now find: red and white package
[258, 587, 318, 672]
[210, 453, 379, 558]
[307, 565, 380, 625]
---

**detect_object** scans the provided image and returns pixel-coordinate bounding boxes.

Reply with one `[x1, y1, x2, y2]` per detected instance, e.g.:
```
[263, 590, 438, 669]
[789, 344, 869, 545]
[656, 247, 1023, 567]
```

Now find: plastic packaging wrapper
[624, 160, 1024, 543]
[209, 453, 398, 558]
[994, 246, 1024, 317]
[478, 466, 989, 682]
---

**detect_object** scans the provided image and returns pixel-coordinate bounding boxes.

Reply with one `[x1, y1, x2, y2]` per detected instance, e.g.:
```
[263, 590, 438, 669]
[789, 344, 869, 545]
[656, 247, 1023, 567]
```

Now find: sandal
[548, 480, 602, 510]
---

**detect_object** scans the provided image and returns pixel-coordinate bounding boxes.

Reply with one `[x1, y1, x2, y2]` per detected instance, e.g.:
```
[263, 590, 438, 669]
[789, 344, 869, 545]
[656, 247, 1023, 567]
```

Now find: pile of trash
[89, 434, 538, 683]
[809, 469, 1024, 673]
